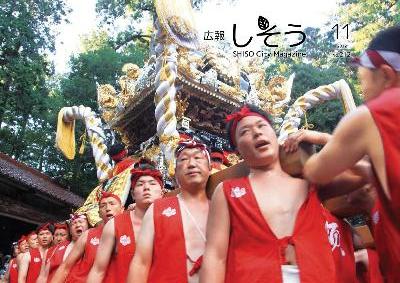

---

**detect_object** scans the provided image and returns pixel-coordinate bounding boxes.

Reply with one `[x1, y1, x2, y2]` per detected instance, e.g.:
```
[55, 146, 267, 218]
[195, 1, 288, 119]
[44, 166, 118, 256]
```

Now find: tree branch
[113, 33, 151, 50]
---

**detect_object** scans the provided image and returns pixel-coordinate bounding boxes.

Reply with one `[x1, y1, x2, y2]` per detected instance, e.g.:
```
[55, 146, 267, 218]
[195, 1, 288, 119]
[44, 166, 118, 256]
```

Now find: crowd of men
[1, 25, 400, 283]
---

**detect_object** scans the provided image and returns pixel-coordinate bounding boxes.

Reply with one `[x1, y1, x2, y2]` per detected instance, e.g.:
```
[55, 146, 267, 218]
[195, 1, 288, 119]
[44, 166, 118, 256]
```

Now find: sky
[52, 0, 340, 74]
[51, 0, 97, 74]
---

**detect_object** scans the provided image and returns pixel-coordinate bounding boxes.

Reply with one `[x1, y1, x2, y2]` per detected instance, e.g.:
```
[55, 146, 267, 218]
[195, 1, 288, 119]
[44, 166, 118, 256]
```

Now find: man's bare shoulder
[337, 105, 372, 132]
[103, 217, 115, 233]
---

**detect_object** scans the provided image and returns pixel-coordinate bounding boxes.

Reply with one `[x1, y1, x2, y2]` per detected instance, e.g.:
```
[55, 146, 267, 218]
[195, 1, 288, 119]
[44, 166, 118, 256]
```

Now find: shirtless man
[201, 105, 358, 283]
[36, 214, 89, 283]
[87, 160, 164, 283]
[51, 192, 124, 283]
[303, 26, 400, 282]
[4, 240, 22, 283]
[18, 224, 53, 283]
[17, 237, 29, 254]
[26, 232, 38, 249]
[14, 235, 31, 280]
[127, 140, 211, 283]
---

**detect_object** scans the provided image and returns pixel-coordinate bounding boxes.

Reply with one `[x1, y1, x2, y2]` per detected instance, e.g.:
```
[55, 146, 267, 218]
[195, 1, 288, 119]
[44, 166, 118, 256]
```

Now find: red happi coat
[103, 211, 135, 283]
[9, 258, 18, 283]
[148, 197, 188, 283]
[323, 208, 358, 282]
[47, 241, 70, 283]
[366, 87, 400, 283]
[223, 177, 357, 283]
[369, 199, 400, 283]
[65, 225, 103, 283]
[356, 248, 384, 283]
[26, 248, 43, 283]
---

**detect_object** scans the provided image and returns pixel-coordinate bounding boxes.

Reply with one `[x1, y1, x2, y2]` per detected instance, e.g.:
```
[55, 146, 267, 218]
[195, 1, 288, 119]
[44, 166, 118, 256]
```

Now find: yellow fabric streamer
[56, 108, 76, 160]
[79, 130, 87, 155]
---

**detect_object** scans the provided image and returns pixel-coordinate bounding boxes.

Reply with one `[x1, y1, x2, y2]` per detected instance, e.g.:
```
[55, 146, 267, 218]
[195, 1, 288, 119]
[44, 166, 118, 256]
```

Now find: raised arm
[126, 205, 155, 283]
[304, 107, 369, 184]
[17, 253, 30, 283]
[200, 183, 230, 283]
[86, 220, 116, 283]
[51, 231, 88, 283]
[283, 129, 332, 153]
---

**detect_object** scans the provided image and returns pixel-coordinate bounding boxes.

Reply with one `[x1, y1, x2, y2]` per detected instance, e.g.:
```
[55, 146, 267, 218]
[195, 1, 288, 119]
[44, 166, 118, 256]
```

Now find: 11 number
[332, 24, 349, 39]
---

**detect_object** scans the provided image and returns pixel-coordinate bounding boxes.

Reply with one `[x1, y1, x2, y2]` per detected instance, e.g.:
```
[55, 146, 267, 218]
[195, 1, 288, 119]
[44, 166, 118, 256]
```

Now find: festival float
[54, 0, 372, 247]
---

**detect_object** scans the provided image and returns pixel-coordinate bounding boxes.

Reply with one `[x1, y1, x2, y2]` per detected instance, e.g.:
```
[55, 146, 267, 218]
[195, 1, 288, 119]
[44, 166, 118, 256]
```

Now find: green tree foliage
[0, 0, 149, 196]
[263, 26, 362, 134]
[0, 0, 69, 158]
[53, 33, 148, 195]
[1, 0, 396, 197]
[339, 0, 399, 52]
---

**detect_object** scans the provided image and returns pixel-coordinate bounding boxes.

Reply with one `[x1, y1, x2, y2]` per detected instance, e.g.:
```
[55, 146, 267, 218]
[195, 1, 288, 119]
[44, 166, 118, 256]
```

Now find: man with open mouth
[36, 214, 89, 283]
[201, 105, 364, 283]
[51, 191, 124, 283]
[87, 159, 164, 283]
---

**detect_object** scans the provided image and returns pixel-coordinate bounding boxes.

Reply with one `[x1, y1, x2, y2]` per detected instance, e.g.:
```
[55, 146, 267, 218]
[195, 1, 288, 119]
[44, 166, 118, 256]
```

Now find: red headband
[111, 149, 128, 161]
[27, 231, 36, 238]
[130, 168, 163, 188]
[98, 191, 122, 205]
[225, 106, 271, 146]
[36, 223, 53, 234]
[175, 140, 211, 164]
[18, 236, 27, 246]
[54, 223, 68, 231]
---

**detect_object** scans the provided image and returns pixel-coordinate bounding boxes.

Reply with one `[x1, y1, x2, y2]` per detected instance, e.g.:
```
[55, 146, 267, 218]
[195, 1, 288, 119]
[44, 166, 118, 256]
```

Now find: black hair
[225, 104, 273, 149]
[210, 147, 224, 154]
[368, 26, 400, 53]
[107, 143, 125, 157]
[133, 158, 157, 171]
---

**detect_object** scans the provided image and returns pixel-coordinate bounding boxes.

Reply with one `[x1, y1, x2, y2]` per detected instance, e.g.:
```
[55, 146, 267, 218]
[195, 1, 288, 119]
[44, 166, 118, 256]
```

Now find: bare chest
[251, 181, 308, 238]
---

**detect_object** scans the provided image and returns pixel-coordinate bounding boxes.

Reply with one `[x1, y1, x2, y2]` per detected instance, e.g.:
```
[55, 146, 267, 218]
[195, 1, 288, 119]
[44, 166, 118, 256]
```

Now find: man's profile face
[132, 176, 163, 207]
[38, 230, 53, 248]
[98, 197, 123, 222]
[175, 147, 211, 188]
[358, 66, 386, 101]
[19, 240, 29, 253]
[27, 233, 38, 249]
[235, 116, 279, 167]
